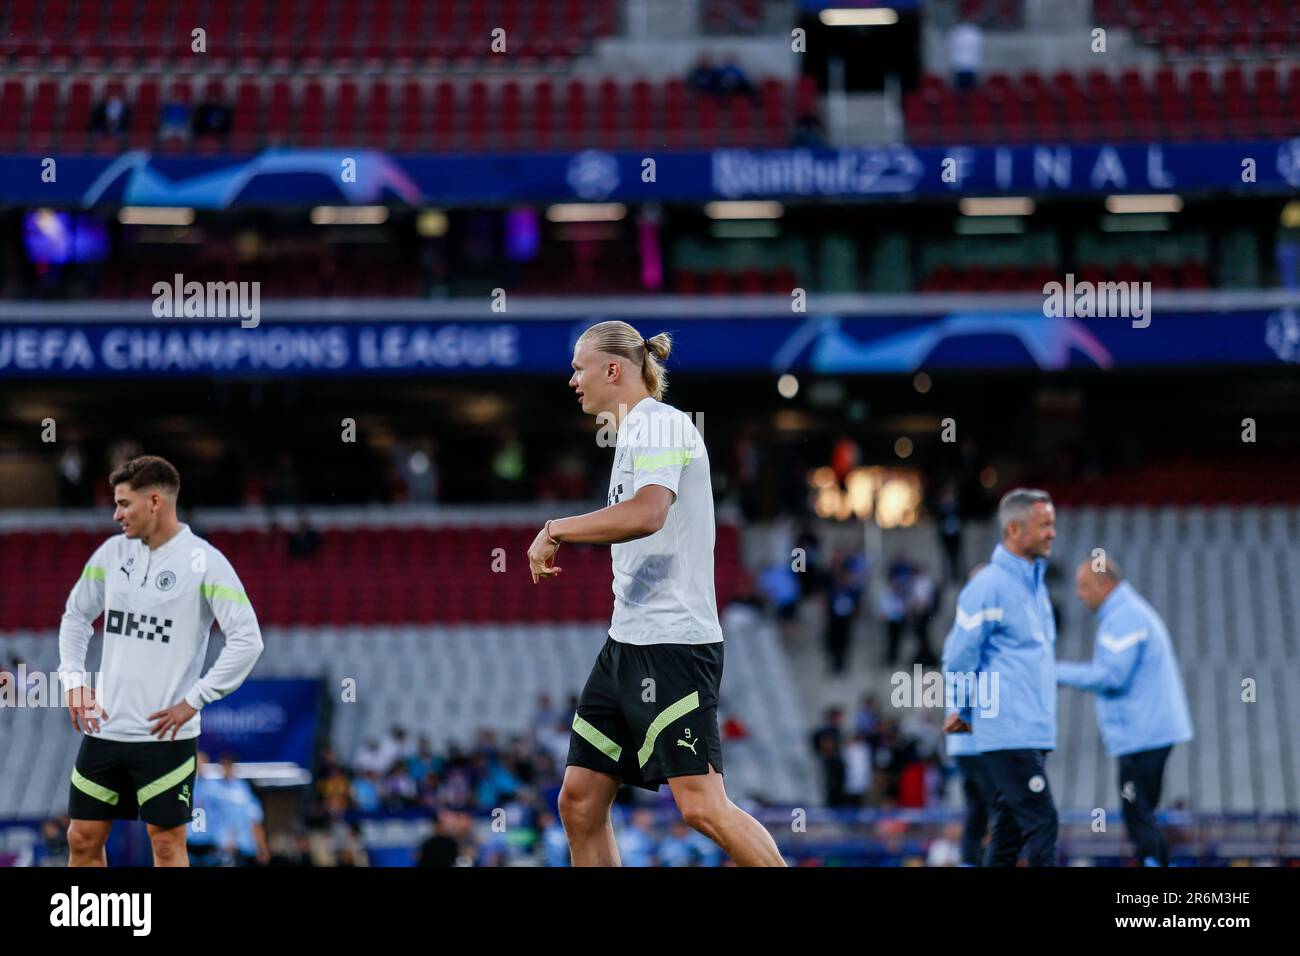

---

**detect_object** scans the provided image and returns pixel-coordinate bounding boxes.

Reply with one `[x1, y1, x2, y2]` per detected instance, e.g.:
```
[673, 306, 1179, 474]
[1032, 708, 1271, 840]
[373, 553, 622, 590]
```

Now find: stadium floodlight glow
[416, 208, 449, 237]
[777, 373, 799, 398]
[819, 7, 899, 26]
[545, 203, 627, 223]
[704, 201, 784, 220]
[1105, 194, 1183, 214]
[958, 197, 1035, 217]
[118, 206, 195, 226]
[310, 205, 390, 225]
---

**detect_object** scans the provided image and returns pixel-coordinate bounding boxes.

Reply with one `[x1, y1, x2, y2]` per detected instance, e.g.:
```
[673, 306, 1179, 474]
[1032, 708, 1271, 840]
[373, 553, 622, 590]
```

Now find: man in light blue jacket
[1057, 555, 1193, 866]
[942, 488, 1059, 866]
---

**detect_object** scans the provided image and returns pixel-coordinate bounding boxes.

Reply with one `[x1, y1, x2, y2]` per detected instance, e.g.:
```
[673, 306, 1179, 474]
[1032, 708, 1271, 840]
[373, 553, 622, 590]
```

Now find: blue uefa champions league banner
[2, 140, 1299, 207]
[1, 310, 1297, 377]
[197, 678, 322, 766]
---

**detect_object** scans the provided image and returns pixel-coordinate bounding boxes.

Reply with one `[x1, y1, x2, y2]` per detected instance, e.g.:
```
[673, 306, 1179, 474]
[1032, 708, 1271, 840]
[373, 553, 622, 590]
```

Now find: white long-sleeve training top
[58, 523, 264, 742]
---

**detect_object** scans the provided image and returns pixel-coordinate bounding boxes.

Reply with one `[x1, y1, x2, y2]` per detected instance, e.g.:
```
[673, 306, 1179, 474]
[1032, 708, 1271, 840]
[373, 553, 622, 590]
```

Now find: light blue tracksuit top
[1057, 581, 1194, 757]
[942, 544, 1058, 753]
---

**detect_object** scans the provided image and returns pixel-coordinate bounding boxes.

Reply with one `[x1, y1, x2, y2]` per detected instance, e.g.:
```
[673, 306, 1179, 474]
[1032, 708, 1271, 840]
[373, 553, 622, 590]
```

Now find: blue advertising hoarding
[2, 309, 1297, 377]
[197, 678, 322, 767]
[2, 140, 1298, 208]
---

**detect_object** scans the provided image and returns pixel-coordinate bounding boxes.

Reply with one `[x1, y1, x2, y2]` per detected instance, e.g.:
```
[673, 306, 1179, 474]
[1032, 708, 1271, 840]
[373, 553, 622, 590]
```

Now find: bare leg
[147, 823, 190, 867]
[67, 818, 112, 867]
[558, 766, 623, 866]
[669, 765, 786, 867]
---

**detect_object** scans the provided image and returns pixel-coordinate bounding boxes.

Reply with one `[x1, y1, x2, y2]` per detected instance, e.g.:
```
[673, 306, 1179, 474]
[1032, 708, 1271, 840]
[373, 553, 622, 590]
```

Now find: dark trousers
[825, 616, 852, 674]
[884, 619, 906, 665]
[1118, 745, 1172, 866]
[956, 754, 994, 866]
[981, 748, 1058, 867]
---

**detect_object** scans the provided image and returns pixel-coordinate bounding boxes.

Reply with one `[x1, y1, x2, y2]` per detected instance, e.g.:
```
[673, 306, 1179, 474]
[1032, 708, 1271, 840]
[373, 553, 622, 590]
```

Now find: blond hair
[576, 320, 673, 401]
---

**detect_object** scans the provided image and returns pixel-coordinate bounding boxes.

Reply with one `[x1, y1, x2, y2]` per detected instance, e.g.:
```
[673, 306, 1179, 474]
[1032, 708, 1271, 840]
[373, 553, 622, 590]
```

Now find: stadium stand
[904, 65, 1300, 145]
[3, 504, 1297, 820]
[0, 73, 819, 153]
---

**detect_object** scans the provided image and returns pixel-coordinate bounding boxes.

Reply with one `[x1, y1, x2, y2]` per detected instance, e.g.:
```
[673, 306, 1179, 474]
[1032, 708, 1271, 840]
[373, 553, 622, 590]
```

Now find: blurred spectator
[90, 94, 129, 135]
[212, 753, 270, 865]
[383, 761, 419, 808]
[160, 99, 191, 141]
[947, 20, 983, 90]
[810, 706, 844, 754]
[843, 732, 873, 806]
[715, 56, 755, 96]
[688, 55, 719, 94]
[878, 571, 910, 666]
[927, 822, 964, 867]
[816, 733, 848, 806]
[57, 445, 89, 506]
[790, 113, 826, 148]
[758, 561, 802, 640]
[811, 707, 848, 806]
[824, 555, 863, 674]
[418, 810, 462, 866]
[318, 764, 352, 818]
[188, 751, 222, 866]
[907, 566, 940, 667]
[935, 482, 964, 584]
[658, 819, 702, 866]
[721, 708, 750, 742]
[688, 54, 754, 97]
[192, 98, 232, 139]
[286, 515, 321, 559]
[793, 525, 829, 599]
[871, 720, 919, 803]
[354, 738, 388, 776]
[854, 695, 880, 738]
[532, 693, 559, 731]
[40, 814, 70, 866]
[407, 736, 440, 782]
[617, 808, 658, 867]
[537, 810, 570, 866]
[351, 770, 382, 813]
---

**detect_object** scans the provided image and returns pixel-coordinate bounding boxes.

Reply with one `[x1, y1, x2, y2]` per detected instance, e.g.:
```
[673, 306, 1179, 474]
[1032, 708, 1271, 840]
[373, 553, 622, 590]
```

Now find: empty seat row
[0, 0, 615, 67]
[0, 74, 818, 153]
[905, 65, 1300, 144]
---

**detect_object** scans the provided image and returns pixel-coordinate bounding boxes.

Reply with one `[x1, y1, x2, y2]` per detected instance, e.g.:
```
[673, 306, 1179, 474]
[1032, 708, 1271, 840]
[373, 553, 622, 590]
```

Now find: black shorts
[567, 637, 724, 791]
[69, 735, 199, 830]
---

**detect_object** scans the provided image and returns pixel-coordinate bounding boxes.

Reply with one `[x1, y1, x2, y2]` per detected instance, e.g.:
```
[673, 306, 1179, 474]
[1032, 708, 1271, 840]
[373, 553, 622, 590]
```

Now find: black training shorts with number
[69, 735, 199, 830]
[567, 637, 724, 791]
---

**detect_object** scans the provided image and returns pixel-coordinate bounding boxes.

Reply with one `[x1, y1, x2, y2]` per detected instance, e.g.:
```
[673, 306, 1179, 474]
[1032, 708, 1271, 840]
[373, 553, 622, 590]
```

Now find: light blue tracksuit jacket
[942, 544, 1058, 753]
[1057, 581, 1193, 757]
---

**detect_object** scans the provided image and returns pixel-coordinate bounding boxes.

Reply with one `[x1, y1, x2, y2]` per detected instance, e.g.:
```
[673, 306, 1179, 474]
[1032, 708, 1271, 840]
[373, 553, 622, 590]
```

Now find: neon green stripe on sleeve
[633, 450, 693, 472]
[201, 583, 250, 605]
[80, 566, 106, 581]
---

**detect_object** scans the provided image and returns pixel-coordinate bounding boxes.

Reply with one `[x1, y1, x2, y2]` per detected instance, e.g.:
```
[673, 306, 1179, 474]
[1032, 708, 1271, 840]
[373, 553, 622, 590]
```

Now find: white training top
[58, 524, 264, 743]
[606, 397, 723, 645]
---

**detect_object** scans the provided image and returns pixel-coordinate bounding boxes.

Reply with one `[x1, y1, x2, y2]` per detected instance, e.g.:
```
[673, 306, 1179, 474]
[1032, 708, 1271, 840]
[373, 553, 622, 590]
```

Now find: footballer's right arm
[59, 542, 110, 731]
